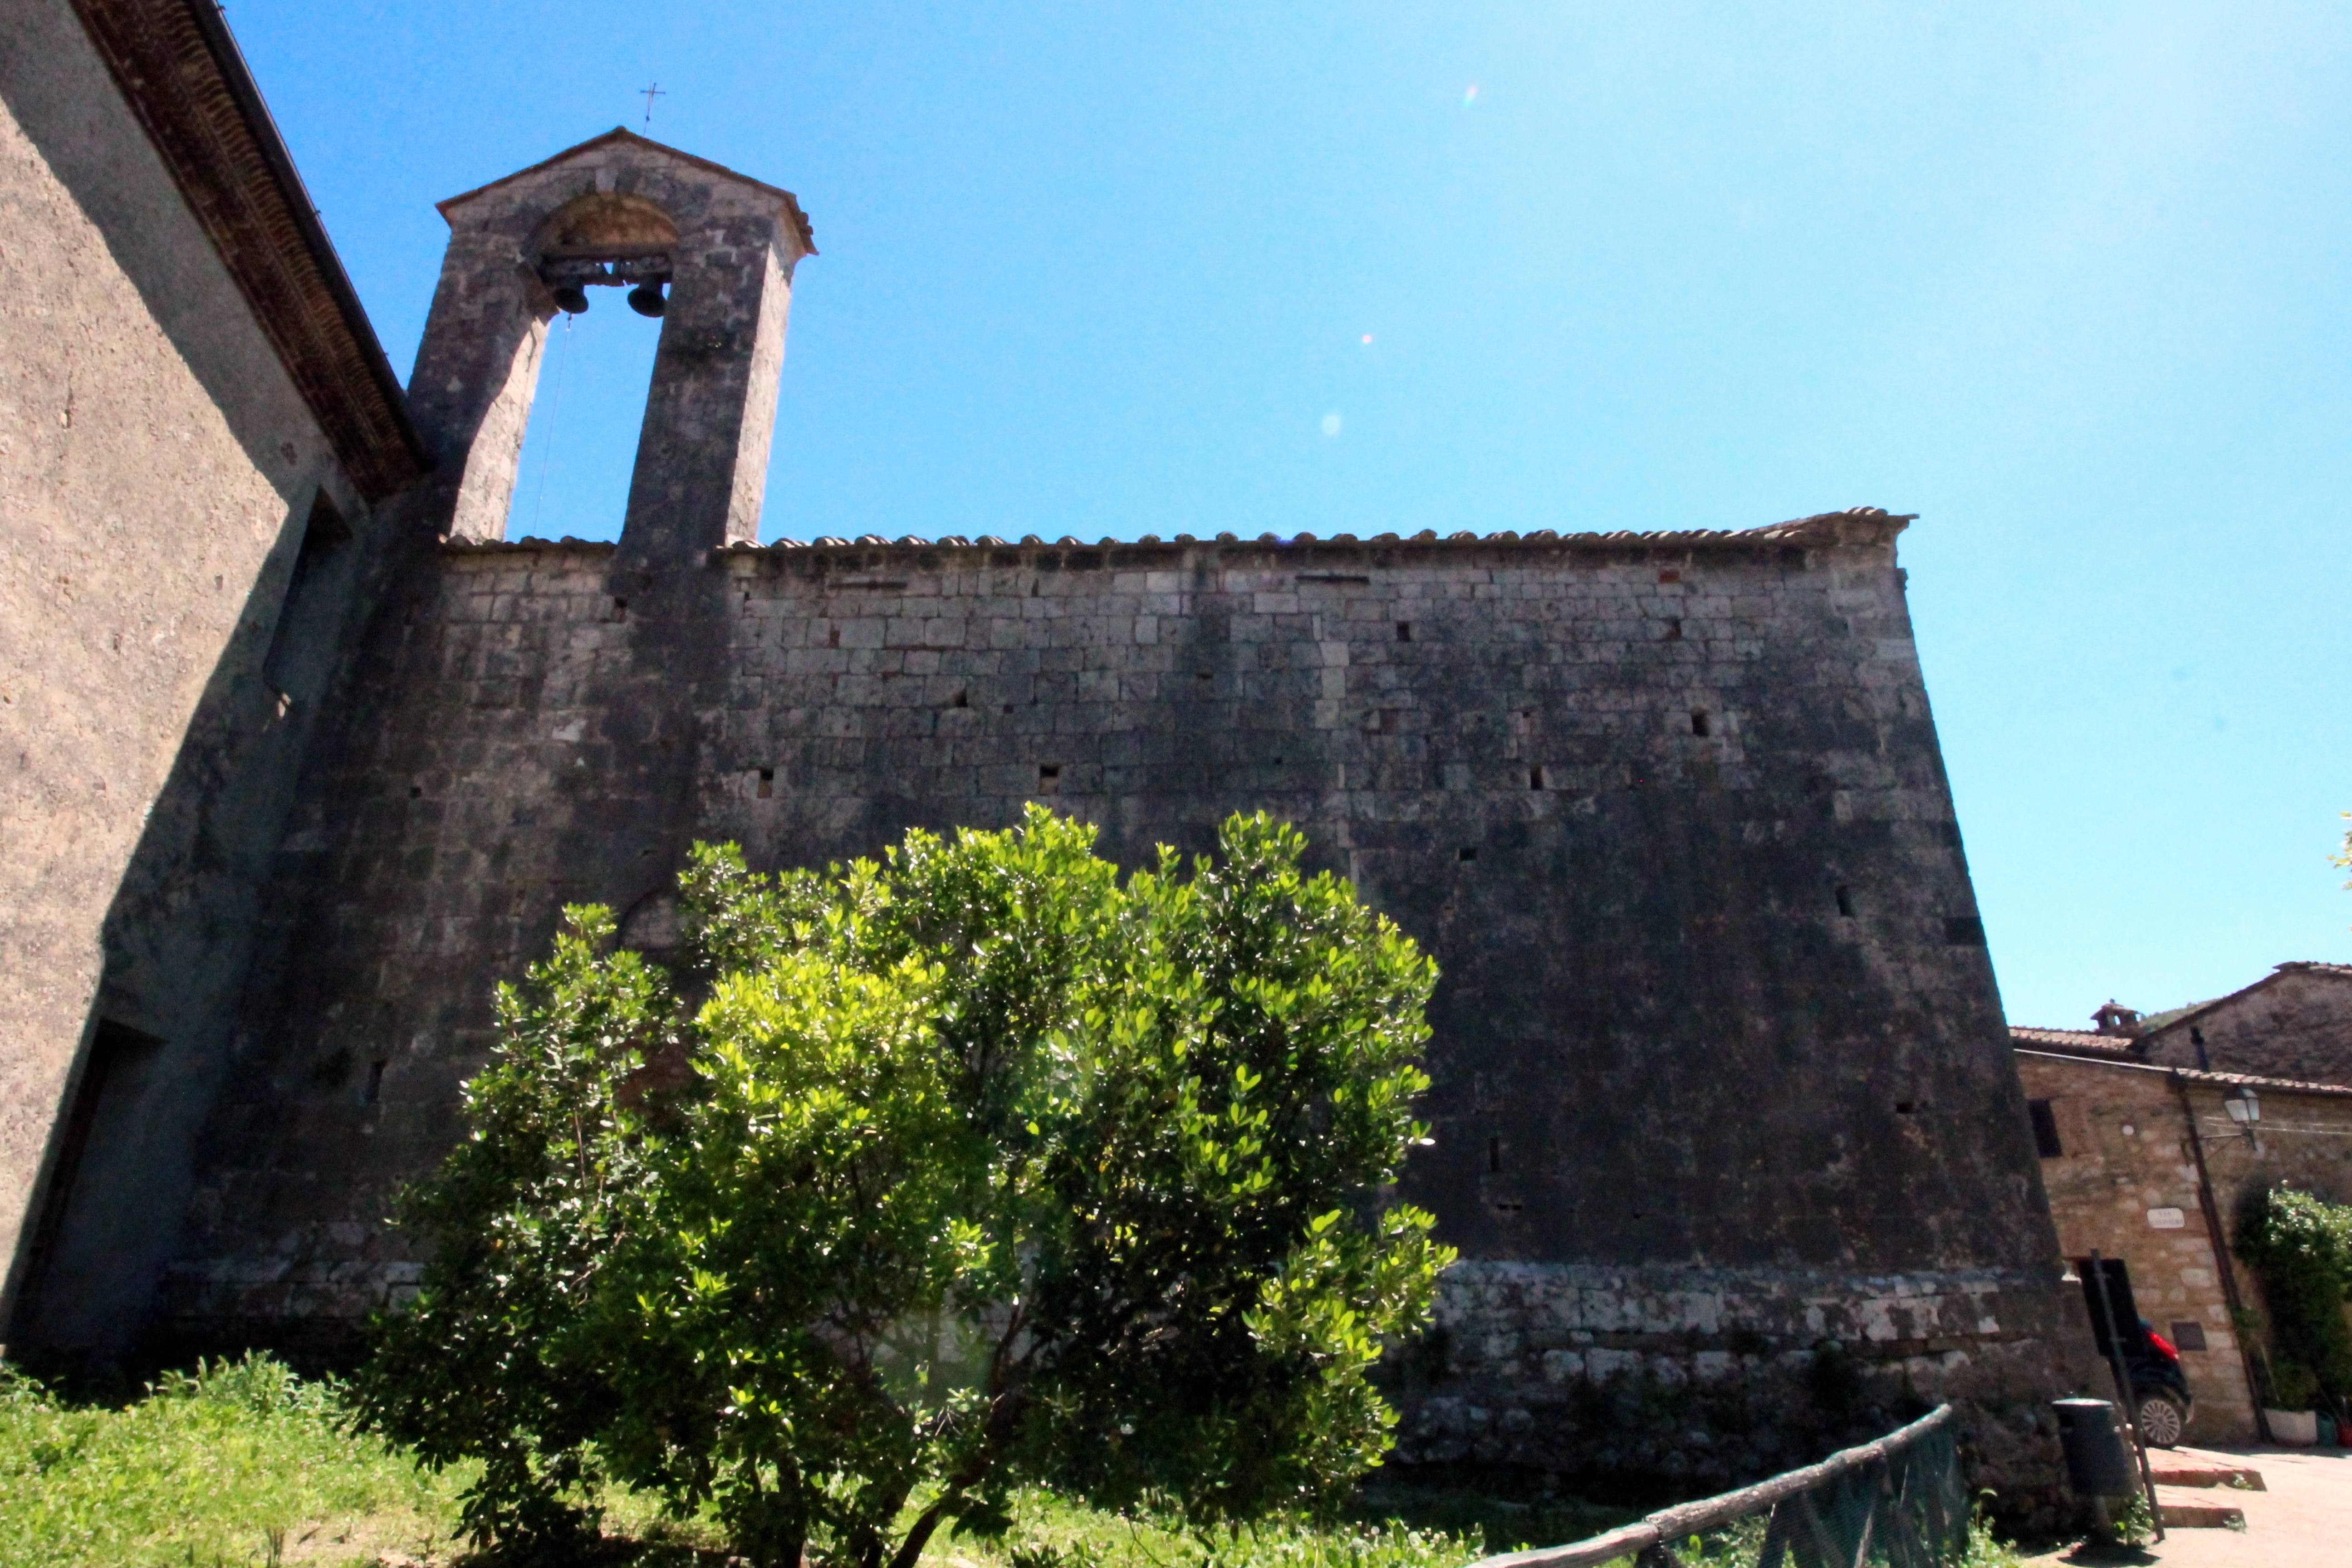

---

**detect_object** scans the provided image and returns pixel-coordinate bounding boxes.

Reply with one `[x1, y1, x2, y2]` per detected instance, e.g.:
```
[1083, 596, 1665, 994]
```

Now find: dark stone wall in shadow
[9, 481, 426, 1369]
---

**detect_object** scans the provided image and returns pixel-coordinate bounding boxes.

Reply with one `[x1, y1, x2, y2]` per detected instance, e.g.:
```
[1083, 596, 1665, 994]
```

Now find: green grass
[0, 1354, 463, 1566]
[0, 1356, 2034, 1568]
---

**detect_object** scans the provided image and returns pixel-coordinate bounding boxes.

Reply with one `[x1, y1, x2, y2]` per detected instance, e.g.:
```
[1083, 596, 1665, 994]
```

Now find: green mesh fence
[1468, 1405, 1968, 1568]
[1734, 1415, 1965, 1568]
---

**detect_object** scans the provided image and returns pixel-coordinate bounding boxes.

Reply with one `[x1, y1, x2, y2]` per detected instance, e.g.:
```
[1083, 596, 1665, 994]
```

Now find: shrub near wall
[356, 809, 1455, 1568]
[2233, 1186, 2352, 1416]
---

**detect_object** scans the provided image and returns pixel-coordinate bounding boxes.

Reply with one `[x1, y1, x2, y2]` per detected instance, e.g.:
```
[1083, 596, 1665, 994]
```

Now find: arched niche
[533, 191, 680, 257]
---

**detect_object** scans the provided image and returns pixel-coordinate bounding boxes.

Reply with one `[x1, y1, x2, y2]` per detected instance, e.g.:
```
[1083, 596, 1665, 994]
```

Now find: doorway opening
[10, 1020, 165, 1342]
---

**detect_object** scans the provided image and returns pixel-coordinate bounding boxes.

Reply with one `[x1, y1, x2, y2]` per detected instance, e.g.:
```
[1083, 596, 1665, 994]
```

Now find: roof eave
[68, 0, 429, 499]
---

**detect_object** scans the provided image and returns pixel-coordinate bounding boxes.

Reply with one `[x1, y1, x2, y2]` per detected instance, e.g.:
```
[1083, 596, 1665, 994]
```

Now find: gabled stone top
[435, 127, 816, 254]
[442, 506, 1915, 557]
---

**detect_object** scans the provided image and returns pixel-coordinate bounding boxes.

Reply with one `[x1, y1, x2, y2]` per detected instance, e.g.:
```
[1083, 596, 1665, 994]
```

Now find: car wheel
[2136, 1390, 2188, 1448]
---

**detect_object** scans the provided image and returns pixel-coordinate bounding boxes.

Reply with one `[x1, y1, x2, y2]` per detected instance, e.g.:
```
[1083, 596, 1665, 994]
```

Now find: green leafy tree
[354, 809, 1452, 1568]
[2234, 1185, 2352, 1411]
[2334, 811, 2352, 895]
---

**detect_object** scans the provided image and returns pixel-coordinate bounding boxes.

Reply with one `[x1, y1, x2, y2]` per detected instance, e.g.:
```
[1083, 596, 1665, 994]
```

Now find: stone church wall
[157, 514, 2085, 1495]
[0, 83, 2087, 1501]
[0, 0, 406, 1336]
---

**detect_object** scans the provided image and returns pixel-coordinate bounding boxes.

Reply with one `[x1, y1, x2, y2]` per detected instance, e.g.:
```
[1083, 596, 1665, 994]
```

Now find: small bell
[550, 283, 590, 315]
[627, 280, 667, 318]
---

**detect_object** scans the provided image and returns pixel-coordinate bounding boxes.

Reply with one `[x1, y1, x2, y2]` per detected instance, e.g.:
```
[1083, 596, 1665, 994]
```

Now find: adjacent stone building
[2014, 1029, 2352, 1443]
[2133, 962, 2352, 1087]
[5, 0, 2092, 1504]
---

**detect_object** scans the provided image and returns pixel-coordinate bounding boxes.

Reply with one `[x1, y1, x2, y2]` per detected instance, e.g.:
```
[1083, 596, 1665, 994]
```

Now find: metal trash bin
[2053, 1398, 2137, 1496]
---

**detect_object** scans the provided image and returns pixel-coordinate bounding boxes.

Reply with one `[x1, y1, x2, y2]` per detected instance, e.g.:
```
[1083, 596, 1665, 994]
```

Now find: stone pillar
[616, 198, 795, 562]
[405, 261, 548, 543]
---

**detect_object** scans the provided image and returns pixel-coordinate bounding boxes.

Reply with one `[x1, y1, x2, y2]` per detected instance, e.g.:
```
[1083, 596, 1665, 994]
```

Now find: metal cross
[641, 83, 667, 127]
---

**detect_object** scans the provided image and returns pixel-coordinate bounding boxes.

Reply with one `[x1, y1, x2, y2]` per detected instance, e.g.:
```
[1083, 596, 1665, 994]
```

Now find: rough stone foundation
[1388, 1261, 2084, 1527]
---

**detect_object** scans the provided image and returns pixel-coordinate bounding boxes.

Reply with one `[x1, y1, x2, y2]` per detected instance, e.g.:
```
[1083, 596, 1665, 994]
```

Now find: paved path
[2024, 1445, 2350, 1566]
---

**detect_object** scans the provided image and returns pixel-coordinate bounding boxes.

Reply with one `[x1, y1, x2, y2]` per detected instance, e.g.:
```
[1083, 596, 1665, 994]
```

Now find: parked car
[2075, 1259, 2195, 1448]
[2127, 1321, 2195, 1448]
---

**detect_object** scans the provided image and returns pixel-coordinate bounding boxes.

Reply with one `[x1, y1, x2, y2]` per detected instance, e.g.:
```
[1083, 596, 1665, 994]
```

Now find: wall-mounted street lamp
[2224, 1085, 2261, 1153]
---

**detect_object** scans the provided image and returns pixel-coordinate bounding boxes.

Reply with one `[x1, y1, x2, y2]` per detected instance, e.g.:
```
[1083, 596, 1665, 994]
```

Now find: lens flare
[1361, 333, 1374, 345]
[1321, 412, 1342, 437]
[1463, 83, 1480, 107]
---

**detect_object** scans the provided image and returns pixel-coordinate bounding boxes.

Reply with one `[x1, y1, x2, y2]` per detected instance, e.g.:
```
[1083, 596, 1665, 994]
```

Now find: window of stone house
[2029, 1098, 2063, 1158]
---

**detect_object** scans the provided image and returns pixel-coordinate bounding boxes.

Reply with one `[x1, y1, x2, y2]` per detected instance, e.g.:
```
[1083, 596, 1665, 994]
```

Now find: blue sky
[226, 0, 2352, 1027]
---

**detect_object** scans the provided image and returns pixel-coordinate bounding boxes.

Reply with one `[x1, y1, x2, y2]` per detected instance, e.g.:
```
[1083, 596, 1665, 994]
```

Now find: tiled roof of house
[2013, 1047, 2352, 1101]
[2009, 1026, 2135, 1056]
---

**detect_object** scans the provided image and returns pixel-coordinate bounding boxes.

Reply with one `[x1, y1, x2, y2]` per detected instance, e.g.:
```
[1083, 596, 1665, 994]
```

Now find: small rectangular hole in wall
[952, 690, 968, 708]
[1038, 764, 1062, 795]
[1895, 1100, 1920, 1116]
[2029, 1098, 2063, 1158]
[1690, 710, 1710, 736]
[610, 597, 629, 621]
[828, 625, 841, 648]
[1396, 622, 1412, 642]
[756, 768, 774, 799]
[1665, 618, 1683, 641]
[1835, 884, 1855, 918]
[1487, 1136, 1502, 1174]
[1457, 846, 1477, 863]
[1658, 569, 1680, 584]
[1492, 1199, 1524, 1214]
[364, 1059, 387, 1105]
[408, 784, 422, 799]
[1529, 766, 1545, 790]
[1943, 915, 1987, 947]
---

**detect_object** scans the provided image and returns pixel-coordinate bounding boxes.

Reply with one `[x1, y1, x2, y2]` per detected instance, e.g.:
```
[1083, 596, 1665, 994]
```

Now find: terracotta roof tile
[2009, 1026, 2134, 1054]
[690, 507, 1916, 558]
[447, 508, 1919, 558]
